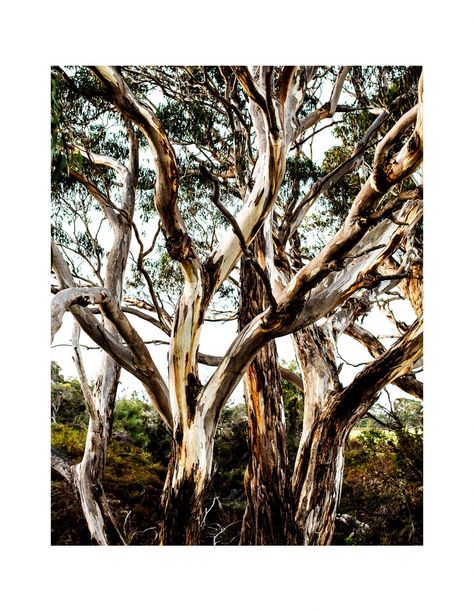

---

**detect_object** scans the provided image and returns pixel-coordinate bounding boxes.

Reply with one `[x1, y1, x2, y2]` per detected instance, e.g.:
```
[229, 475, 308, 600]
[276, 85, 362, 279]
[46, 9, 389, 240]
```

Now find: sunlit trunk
[159, 414, 214, 545]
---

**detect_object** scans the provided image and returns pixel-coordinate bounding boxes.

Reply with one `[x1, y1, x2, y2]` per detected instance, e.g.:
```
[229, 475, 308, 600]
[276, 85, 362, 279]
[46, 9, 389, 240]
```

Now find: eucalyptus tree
[51, 65, 423, 545]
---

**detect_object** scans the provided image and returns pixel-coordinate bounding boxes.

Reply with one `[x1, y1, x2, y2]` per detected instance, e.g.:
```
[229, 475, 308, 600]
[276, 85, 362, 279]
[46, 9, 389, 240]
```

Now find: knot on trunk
[371, 164, 391, 193]
[166, 231, 194, 261]
[186, 372, 203, 424]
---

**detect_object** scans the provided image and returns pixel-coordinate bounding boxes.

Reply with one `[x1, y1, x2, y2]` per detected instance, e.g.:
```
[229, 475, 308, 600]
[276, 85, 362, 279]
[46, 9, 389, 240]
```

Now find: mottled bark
[346, 322, 423, 399]
[159, 412, 215, 545]
[52, 67, 424, 546]
[292, 317, 422, 544]
[71, 355, 125, 545]
[292, 413, 348, 545]
[239, 243, 297, 545]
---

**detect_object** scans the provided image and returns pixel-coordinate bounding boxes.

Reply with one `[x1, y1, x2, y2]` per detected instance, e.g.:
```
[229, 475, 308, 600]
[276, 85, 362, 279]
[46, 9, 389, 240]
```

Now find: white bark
[51, 287, 109, 343]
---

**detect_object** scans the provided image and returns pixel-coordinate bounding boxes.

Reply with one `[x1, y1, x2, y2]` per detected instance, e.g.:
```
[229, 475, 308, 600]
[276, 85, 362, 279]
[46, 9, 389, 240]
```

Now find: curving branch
[51, 287, 109, 342]
[200, 163, 277, 311]
[68, 169, 120, 228]
[72, 144, 127, 179]
[338, 316, 423, 424]
[91, 66, 201, 273]
[231, 66, 268, 113]
[345, 322, 423, 399]
[281, 109, 388, 243]
[52, 243, 172, 428]
[200, 196, 422, 426]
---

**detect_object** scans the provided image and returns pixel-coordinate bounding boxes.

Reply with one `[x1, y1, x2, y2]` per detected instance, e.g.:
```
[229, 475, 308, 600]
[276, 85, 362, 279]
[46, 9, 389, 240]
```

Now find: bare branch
[91, 66, 201, 274]
[51, 287, 109, 342]
[281, 110, 388, 242]
[338, 316, 423, 423]
[346, 322, 423, 399]
[231, 66, 268, 113]
[297, 66, 351, 135]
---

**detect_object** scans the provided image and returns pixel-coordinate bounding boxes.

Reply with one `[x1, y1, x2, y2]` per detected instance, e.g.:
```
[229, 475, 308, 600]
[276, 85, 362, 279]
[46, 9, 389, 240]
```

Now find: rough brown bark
[238, 242, 297, 545]
[292, 412, 348, 545]
[292, 316, 422, 544]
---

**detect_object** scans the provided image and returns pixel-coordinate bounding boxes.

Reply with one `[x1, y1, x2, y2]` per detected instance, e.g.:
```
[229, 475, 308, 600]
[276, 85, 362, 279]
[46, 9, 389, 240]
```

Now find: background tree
[51, 65, 423, 545]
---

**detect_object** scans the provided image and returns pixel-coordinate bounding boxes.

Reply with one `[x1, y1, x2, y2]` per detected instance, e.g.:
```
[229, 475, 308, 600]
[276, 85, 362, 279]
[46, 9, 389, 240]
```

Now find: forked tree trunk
[239, 247, 297, 545]
[68, 128, 138, 545]
[292, 316, 423, 544]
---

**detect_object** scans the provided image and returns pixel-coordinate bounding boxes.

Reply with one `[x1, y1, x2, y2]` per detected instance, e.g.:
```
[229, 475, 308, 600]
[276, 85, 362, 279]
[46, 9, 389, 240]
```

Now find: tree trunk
[159, 417, 214, 545]
[239, 244, 297, 545]
[72, 355, 126, 545]
[292, 412, 348, 545]
[292, 316, 423, 544]
[67, 129, 138, 545]
[290, 320, 345, 545]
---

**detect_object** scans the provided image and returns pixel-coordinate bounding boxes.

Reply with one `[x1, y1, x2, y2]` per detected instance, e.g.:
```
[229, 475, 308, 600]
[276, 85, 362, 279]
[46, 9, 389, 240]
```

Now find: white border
[2, 2, 473, 608]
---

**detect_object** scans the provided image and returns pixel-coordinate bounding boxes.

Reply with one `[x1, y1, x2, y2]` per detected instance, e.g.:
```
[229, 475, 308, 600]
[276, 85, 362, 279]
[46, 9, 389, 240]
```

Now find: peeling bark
[239, 241, 297, 545]
[159, 425, 213, 545]
[292, 317, 422, 544]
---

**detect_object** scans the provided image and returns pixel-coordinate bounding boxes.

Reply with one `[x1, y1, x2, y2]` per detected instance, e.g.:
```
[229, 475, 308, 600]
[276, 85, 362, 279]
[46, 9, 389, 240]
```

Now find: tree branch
[281, 109, 388, 243]
[51, 287, 109, 342]
[345, 322, 423, 399]
[337, 316, 423, 423]
[200, 163, 277, 311]
[297, 66, 351, 135]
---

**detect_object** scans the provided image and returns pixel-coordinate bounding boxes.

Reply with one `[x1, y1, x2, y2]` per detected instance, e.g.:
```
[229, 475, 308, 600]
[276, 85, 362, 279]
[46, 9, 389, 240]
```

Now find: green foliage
[51, 423, 87, 460]
[112, 394, 171, 459]
[51, 361, 64, 383]
[335, 422, 423, 545]
[280, 154, 321, 210]
[368, 398, 423, 431]
[51, 422, 167, 545]
[51, 360, 422, 546]
[51, 362, 88, 425]
[51, 73, 69, 180]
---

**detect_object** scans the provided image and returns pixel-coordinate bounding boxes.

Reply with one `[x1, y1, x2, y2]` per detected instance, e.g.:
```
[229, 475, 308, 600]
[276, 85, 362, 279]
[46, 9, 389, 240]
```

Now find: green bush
[335, 426, 423, 545]
[51, 362, 88, 426]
